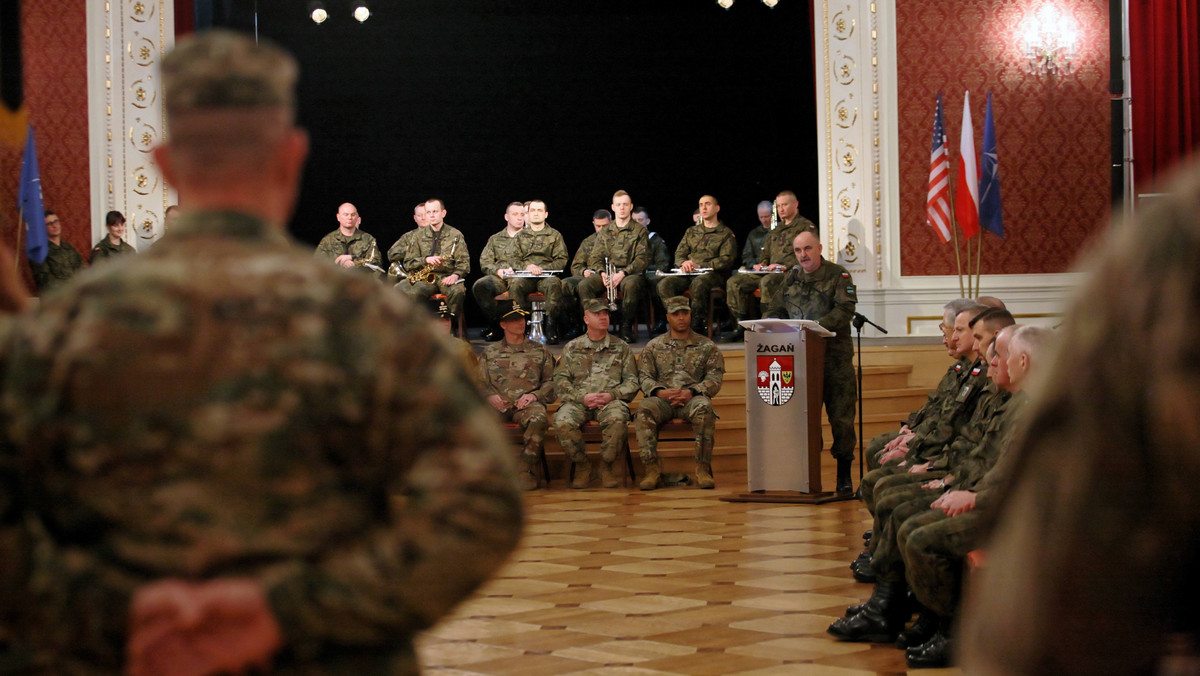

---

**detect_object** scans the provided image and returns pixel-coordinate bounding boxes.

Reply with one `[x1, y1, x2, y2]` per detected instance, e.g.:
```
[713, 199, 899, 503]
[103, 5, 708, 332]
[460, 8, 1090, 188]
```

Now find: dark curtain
[1129, 0, 1200, 189]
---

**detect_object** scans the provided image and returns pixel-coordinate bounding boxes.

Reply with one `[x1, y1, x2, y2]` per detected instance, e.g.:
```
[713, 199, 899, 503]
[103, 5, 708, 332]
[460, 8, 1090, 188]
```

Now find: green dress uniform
[32, 240, 85, 293]
[656, 222, 737, 323]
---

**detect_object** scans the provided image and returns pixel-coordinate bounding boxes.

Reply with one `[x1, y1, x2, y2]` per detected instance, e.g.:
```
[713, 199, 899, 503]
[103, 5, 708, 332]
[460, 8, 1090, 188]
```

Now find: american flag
[926, 94, 952, 244]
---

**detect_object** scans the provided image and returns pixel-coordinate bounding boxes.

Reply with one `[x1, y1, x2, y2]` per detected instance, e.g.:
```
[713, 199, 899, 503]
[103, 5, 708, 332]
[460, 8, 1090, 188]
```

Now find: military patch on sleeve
[971, 365, 982, 376]
[846, 285, 856, 295]
[841, 272, 851, 278]
[954, 363, 963, 373]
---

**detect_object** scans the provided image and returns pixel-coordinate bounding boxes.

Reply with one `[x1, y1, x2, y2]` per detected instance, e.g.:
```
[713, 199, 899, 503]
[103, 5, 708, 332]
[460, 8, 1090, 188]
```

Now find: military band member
[553, 298, 639, 489]
[472, 202, 528, 341]
[313, 202, 383, 273]
[507, 199, 569, 345]
[634, 296, 725, 490]
[478, 301, 558, 491]
[657, 195, 737, 335]
[386, 202, 429, 281]
[720, 190, 818, 342]
[394, 198, 470, 316]
[766, 230, 857, 493]
[634, 206, 672, 336]
[91, 210, 137, 262]
[561, 209, 611, 340]
[32, 210, 85, 293]
[578, 190, 650, 343]
[742, 201, 774, 269]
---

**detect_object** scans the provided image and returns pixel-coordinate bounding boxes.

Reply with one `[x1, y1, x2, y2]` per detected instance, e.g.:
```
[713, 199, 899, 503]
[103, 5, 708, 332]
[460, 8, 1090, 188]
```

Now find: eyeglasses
[45, 218, 60, 225]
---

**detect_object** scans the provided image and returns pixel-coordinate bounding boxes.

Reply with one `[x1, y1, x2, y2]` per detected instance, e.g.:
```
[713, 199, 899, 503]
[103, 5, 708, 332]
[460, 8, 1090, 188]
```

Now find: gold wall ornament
[131, 165, 158, 195]
[837, 141, 858, 172]
[834, 53, 856, 85]
[842, 233, 859, 263]
[129, 36, 157, 66]
[128, 0, 153, 21]
[834, 96, 858, 128]
[837, 185, 860, 217]
[832, 7, 855, 39]
[129, 77, 156, 108]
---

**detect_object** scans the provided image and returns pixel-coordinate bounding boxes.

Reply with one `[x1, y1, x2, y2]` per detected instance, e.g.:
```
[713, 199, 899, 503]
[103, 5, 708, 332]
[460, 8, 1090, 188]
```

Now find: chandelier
[1020, 5, 1077, 76]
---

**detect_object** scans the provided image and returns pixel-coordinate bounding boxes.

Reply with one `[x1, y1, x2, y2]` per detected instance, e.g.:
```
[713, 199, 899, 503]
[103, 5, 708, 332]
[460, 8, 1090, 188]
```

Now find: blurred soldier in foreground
[634, 296, 725, 490]
[0, 31, 522, 676]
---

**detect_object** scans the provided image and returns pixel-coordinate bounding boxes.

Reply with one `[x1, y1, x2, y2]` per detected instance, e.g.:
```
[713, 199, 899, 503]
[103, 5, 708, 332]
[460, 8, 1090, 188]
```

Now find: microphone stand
[851, 312, 887, 491]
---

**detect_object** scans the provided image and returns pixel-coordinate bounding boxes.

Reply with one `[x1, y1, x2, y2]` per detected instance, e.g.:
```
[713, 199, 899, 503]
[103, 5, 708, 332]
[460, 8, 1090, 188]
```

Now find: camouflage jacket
[906, 357, 992, 463]
[674, 222, 736, 272]
[741, 225, 769, 268]
[478, 338, 557, 404]
[91, 236, 136, 262]
[764, 258, 857, 354]
[586, 222, 649, 276]
[906, 357, 973, 429]
[387, 228, 421, 273]
[950, 389, 1029, 493]
[758, 216, 817, 267]
[516, 225, 569, 271]
[400, 224, 470, 278]
[32, 240, 85, 292]
[930, 381, 1012, 472]
[647, 232, 671, 273]
[570, 232, 600, 277]
[313, 228, 383, 271]
[0, 209, 522, 671]
[478, 229, 525, 276]
[971, 390, 1030, 511]
[638, 331, 725, 398]
[553, 333, 639, 404]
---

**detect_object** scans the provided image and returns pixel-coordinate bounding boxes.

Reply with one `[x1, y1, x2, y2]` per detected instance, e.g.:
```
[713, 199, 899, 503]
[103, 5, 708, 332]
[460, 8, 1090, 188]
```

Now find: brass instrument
[408, 238, 457, 285]
[604, 256, 618, 307]
[387, 260, 406, 282]
[358, 241, 386, 274]
[769, 199, 779, 230]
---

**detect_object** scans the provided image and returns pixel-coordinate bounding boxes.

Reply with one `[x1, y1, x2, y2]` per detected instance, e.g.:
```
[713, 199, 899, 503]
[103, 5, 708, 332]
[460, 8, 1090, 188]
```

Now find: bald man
[314, 202, 383, 273]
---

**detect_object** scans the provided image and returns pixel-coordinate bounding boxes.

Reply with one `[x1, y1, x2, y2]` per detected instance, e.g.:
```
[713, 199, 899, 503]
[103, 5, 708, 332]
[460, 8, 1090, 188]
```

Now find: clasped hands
[487, 393, 538, 412]
[655, 388, 694, 407]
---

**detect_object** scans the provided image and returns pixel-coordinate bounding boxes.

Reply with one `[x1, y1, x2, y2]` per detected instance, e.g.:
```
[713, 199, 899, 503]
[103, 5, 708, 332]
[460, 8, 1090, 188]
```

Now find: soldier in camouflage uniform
[478, 301, 557, 491]
[90, 210, 137, 262]
[31, 211, 85, 293]
[634, 296, 725, 490]
[578, 191, 650, 343]
[472, 202, 527, 341]
[657, 195, 737, 334]
[386, 203, 429, 282]
[720, 190, 818, 342]
[394, 198, 470, 317]
[741, 201, 774, 269]
[765, 230, 857, 492]
[633, 207, 671, 336]
[0, 31, 522, 676]
[505, 199, 569, 344]
[553, 298, 640, 489]
[561, 210, 610, 341]
[313, 202, 383, 276]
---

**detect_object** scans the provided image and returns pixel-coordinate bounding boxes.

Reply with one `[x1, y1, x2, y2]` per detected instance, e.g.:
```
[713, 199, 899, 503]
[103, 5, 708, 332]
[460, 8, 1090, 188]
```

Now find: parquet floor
[415, 467, 964, 676]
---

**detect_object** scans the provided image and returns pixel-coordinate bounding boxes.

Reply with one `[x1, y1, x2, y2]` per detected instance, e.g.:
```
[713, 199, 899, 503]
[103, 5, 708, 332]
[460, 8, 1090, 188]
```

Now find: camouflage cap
[499, 300, 529, 322]
[429, 297, 455, 319]
[161, 30, 297, 114]
[664, 296, 691, 313]
[582, 298, 615, 314]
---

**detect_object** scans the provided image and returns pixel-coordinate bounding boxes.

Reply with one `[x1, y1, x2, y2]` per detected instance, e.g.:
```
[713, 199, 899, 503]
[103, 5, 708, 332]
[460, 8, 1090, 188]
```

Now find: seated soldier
[576, 190, 649, 343]
[478, 301, 557, 491]
[553, 298, 639, 488]
[656, 195, 737, 335]
[634, 296, 725, 490]
[561, 209, 610, 341]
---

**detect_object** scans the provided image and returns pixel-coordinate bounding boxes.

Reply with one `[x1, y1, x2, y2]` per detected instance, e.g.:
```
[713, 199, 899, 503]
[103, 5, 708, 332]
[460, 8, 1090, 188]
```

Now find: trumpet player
[578, 190, 649, 343]
[472, 202, 528, 341]
[314, 202, 383, 274]
[393, 198, 471, 317]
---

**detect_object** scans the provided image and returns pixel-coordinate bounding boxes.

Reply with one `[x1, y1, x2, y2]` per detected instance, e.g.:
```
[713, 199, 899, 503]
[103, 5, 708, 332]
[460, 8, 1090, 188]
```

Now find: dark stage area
[207, 0, 817, 291]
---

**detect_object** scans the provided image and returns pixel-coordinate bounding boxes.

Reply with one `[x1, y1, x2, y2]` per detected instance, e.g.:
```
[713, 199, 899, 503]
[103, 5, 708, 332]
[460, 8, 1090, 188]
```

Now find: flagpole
[949, 186, 964, 297]
[15, 207, 23, 269]
[974, 232, 983, 297]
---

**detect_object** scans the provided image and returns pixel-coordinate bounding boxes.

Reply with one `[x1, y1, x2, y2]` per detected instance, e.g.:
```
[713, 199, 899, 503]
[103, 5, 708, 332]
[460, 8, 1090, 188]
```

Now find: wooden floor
[415, 464, 964, 676]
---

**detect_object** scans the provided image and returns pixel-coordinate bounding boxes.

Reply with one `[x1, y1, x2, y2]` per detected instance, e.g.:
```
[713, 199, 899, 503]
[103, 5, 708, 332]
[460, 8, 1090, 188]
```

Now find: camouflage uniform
[472, 229, 525, 322]
[865, 358, 972, 470]
[634, 329, 725, 465]
[394, 224, 470, 315]
[725, 216, 817, 319]
[0, 210, 523, 675]
[313, 227, 383, 275]
[644, 231, 672, 326]
[765, 256, 857, 461]
[478, 337, 557, 465]
[386, 229, 419, 281]
[552, 332, 639, 464]
[657, 222, 737, 320]
[90, 236, 136, 263]
[506, 225, 569, 323]
[577, 222, 650, 318]
[741, 224, 769, 268]
[31, 240, 85, 293]
[561, 230, 600, 326]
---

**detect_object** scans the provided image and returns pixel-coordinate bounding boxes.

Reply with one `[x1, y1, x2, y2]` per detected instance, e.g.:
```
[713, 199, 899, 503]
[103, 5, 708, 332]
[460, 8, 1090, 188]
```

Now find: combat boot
[896, 605, 939, 649]
[639, 460, 662, 490]
[827, 579, 909, 643]
[717, 325, 745, 343]
[905, 615, 953, 668]
[695, 463, 716, 489]
[571, 460, 592, 489]
[600, 460, 620, 488]
[544, 315, 560, 345]
[618, 319, 636, 344]
[836, 458, 853, 493]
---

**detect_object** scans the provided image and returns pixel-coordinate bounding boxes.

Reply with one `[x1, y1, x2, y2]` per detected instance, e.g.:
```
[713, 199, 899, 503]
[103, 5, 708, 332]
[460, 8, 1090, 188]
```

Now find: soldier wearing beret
[634, 296, 725, 490]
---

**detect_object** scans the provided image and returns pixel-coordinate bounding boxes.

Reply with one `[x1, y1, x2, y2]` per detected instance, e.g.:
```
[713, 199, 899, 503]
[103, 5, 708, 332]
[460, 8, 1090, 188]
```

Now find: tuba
[407, 238, 456, 285]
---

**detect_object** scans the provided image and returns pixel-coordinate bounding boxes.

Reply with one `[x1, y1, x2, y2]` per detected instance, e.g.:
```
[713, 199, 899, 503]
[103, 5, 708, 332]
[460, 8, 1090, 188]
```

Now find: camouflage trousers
[634, 395, 715, 465]
[866, 475, 946, 582]
[899, 507, 983, 617]
[395, 279, 465, 315]
[561, 275, 584, 328]
[725, 272, 786, 319]
[577, 273, 645, 318]
[471, 275, 512, 322]
[861, 461, 938, 515]
[822, 351, 858, 462]
[866, 429, 902, 471]
[506, 276, 565, 324]
[497, 403, 549, 464]
[657, 272, 726, 319]
[553, 400, 630, 463]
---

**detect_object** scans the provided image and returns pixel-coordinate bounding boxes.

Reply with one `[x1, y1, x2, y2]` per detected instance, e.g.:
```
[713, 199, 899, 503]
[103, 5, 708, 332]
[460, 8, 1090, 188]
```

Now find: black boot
[836, 458, 853, 493]
[717, 324, 745, 343]
[851, 554, 877, 583]
[896, 605, 939, 649]
[905, 615, 953, 668]
[827, 579, 909, 643]
[482, 321, 502, 341]
[618, 319, 636, 343]
[545, 315, 560, 345]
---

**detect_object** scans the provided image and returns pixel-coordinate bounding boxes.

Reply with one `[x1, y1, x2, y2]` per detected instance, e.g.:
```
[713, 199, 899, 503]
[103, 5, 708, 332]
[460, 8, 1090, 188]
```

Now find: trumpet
[604, 257, 618, 307]
[408, 238, 457, 285]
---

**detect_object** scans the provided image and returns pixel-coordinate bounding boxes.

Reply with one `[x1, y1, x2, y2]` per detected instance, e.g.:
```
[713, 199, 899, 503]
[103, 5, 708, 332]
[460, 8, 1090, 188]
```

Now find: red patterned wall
[896, 0, 1112, 276]
[1, 1, 91, 290]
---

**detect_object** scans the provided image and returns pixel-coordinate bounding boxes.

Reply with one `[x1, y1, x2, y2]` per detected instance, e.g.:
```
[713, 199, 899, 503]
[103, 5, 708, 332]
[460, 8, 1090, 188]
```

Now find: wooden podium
[721, 319, 850, 504]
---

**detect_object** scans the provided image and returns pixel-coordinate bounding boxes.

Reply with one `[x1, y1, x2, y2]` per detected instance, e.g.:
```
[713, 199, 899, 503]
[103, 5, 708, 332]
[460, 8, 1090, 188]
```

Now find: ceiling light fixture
[308, 1, 328, 24]
[353, 2, 371, 23]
